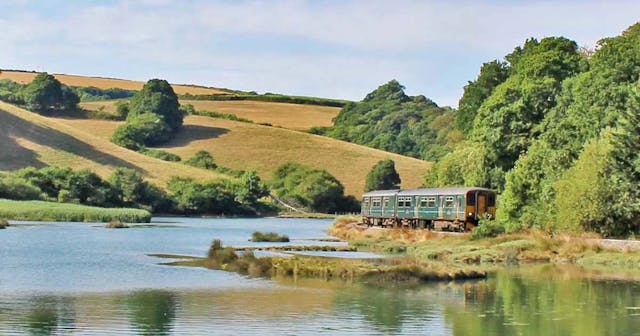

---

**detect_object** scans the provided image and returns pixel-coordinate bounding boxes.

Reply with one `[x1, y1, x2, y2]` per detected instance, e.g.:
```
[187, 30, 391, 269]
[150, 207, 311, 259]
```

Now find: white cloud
[0, 0, 638, 106]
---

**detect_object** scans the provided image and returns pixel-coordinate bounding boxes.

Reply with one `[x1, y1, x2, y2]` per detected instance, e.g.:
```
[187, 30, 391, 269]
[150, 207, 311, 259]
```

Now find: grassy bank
[157, 241, 487, 285]
[0, 199, 151, 223]
[329, 216, 640, 267]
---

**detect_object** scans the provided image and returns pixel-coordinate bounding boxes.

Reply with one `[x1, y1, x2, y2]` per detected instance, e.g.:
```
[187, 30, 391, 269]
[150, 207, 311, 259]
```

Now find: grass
[0, 101, 229, 187]
[0, 199, 151, 222]
[251, 231, 290, 242]
[0, 70, 230, 95]
[81, 99, 340, 131]
[49, 115, 430, 196]
[329, 217, 640, 266]
[161, 239, 487, 284]
[181, 100, 340, 131]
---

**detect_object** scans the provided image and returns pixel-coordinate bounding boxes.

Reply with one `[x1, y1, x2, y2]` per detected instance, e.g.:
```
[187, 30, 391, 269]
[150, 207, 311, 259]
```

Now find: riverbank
[0, 199, 151, 223]
[329, 216, 640, 267]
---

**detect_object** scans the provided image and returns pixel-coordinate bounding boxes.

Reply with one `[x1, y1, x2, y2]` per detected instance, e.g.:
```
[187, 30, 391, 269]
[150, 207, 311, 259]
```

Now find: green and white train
[361, 187, 497, 232]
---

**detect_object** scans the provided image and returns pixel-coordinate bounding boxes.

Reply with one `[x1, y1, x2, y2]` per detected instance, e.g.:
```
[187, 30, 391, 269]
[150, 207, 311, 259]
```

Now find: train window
[383, 197, 389, 207]
[444, 196, 454, 208]
[488, 193, 496, 207]
[420, 197, 436, 207]
[467, 193, 476, 206]
[398, 196, 412, 207]
[372, 198, 381, 207]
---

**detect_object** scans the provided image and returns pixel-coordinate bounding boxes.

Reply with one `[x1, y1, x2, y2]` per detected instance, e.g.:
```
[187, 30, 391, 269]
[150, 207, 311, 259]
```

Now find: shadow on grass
[0, 109, 143, 172]
[161, 124, 229, 147]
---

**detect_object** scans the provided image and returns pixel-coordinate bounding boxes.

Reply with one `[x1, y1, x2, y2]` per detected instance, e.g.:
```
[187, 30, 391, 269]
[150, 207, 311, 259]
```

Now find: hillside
[0, 101, 227, 186]
[80, 99, 340, 131]
[53, 115, 431, 196]
[0, 70, 229, 95]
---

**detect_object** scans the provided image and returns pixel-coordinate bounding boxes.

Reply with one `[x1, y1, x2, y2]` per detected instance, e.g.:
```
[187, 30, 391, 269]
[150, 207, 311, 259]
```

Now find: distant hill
[0, 70, 230, 95]
[52, 114, 431, 196]
[0, 101, 227, 186]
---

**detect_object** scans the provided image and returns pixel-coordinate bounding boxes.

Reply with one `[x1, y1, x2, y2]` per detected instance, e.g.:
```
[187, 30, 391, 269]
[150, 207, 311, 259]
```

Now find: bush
[251, 231, 290, 242]
[184, 150, 216, 169]
[0, 218, 8, 229]
[470, 219, 506, 240]
[111, 113, 173, 150]
[0, 174, 42, 200]
[207, 239, 238, 264]
[138, 148, 181, 162]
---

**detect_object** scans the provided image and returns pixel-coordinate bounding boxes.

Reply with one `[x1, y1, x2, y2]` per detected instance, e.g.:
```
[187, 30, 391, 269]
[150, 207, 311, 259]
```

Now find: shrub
[111, 113, 173, 150]
[470, 219, 506, 240]
[0, 218, 8, 229]
[184, 150, 217, 169]
[251, 231, 290, 242]
[139, 148, 181, 162]
[0, 174, 42, 200]
[207, 239, 238, 264]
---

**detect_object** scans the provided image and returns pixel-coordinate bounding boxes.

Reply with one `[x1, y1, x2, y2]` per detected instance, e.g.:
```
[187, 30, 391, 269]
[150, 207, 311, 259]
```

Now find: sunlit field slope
[0, 101, 227, 186]
[54, 115, 432, 196]
[0, 70, 229, 95]
[80, 99, 340, 131]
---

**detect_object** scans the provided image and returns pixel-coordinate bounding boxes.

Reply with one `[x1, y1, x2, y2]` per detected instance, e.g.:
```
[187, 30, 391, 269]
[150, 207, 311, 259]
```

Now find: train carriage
[361, 187, 496, 231]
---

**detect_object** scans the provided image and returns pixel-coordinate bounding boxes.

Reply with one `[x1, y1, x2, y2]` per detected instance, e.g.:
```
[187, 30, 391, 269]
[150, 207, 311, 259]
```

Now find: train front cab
[464, 189, 497, 230]
[361, 190, 398, 226]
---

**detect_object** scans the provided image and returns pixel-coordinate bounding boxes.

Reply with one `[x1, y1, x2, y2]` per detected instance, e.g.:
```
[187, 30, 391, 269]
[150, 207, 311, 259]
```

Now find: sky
[1, 1, 638, 107]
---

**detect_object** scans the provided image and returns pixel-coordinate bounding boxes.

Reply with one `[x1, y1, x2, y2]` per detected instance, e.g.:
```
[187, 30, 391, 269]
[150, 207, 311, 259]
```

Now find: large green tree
[364, 159, 401, 192]
[20, 73, 79, 114]
[127, 79, 183, 131]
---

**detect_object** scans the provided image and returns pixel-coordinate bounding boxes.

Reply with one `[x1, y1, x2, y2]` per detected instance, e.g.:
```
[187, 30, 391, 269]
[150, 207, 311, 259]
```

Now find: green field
[0, 199, 151, 222]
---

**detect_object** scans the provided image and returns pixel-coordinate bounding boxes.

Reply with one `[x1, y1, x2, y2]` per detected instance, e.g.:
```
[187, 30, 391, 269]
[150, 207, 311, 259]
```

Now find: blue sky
[1, 0, 638, 106]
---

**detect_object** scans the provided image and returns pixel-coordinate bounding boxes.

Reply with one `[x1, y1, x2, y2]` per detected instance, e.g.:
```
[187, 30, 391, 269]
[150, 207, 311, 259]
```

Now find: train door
[477, 193, 487, 218]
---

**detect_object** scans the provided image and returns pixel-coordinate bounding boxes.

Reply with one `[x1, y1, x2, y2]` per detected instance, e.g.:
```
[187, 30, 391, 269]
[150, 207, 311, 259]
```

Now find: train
[361, 187, 497, 232]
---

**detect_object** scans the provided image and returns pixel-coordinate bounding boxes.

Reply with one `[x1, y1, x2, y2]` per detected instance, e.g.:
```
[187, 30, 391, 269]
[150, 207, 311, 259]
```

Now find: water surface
[1, 217, 640, 335]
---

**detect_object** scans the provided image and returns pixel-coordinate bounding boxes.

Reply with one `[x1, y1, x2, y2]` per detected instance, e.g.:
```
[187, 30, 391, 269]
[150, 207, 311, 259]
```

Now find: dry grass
[80, 99, 339, 131]
[0, 101, 228, 187]
[0, 70, 229, 95]
[181, 100, 339, 130]
[51, 115, 431, 196]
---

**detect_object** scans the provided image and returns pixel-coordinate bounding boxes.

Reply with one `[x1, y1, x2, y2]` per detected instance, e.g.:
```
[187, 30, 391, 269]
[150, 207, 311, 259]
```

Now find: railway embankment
[329, 216, 640, 267]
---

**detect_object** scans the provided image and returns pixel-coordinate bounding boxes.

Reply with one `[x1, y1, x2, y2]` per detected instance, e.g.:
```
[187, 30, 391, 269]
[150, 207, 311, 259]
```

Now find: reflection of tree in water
[445, 266, 640, 336]
[26, 297, 58, 335]
[334, 286, 439, 334]
[126, 290, 177, 336]
[25, 296, 75, 336]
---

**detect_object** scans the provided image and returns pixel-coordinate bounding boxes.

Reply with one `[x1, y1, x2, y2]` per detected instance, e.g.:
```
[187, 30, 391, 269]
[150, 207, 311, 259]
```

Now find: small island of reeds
[251, 231, 290, 242]
[0, 218, 9, 229]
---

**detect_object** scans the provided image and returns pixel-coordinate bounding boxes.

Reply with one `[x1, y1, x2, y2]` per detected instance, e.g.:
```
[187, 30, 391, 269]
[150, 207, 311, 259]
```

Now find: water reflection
[445, 265, 640, 336]
[126, 290, 177, 336]
[25, 296, 75, 335]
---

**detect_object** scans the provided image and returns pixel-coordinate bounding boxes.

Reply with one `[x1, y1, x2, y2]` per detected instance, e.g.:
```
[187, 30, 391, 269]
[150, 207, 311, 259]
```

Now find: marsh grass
[0, 199, 151, 222]
[329, 217, 640, 266]
[0, 218, 8, 229]
[251, 231, 290, 242]
[105, 220, 129, 228]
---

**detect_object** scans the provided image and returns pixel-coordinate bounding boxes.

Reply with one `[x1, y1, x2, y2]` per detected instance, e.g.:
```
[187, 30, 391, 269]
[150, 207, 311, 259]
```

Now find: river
[1, 217, 639, 335]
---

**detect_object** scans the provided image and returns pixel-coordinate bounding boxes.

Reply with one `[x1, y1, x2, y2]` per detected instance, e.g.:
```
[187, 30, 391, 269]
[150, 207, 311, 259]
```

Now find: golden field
[181, 100, 339, 130]
[80, 99, 340, 131]
[0, 101, 227, 186]
[0, 70, 228, 95]
[52, 115, 431, 196]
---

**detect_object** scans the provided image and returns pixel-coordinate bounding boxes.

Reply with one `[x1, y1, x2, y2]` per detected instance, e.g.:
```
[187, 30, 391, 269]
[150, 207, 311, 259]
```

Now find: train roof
[362, 189, 400, 197]
[363, 187, 493, 198]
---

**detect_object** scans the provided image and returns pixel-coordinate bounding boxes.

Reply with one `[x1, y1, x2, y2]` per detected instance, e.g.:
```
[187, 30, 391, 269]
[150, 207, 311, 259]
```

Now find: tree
[127, 79, 183, 131]
[235, 170, 269, 205]
[108, 168, 147, 205]
[111, 113, 173, 150]
[455, 60, 509, 134]
[365, 159, 401, 191]
[271, 163, 357, 213]
[21, 73, 64, 113]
